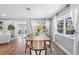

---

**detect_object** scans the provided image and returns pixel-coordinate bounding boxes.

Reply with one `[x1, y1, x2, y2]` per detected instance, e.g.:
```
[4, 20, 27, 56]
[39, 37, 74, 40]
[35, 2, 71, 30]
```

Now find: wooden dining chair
[46, 36, 52, 52]
[25, 35, 33, 54]
[25, 40, 31, 53]
[29, 40, 47, 55]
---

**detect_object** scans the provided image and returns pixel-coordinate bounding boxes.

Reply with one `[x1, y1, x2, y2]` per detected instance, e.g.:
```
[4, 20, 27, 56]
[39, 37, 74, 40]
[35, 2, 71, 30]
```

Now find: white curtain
[27, 18, 33, 35]
[27, 18, 50, 35]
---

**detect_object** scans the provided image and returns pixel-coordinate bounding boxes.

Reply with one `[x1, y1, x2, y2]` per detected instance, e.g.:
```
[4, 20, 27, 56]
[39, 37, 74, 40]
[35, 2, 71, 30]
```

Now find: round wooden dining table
[25, 34, 52, 55]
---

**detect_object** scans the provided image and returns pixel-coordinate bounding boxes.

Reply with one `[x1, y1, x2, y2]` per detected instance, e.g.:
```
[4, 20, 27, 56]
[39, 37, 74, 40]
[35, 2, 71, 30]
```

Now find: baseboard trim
[52, 41, 72, 55]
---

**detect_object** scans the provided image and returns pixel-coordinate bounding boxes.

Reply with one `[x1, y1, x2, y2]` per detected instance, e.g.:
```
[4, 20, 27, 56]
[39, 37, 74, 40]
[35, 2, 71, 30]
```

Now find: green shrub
[0, 26, 3, 29]
[8, 24, 15, 30]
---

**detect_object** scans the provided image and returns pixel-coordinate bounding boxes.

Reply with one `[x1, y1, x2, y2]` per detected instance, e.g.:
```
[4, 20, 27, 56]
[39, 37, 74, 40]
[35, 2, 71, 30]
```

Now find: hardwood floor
[0, 40, 17, 55]
[51, 41, 67, 55]
[0, 39, 67, 55]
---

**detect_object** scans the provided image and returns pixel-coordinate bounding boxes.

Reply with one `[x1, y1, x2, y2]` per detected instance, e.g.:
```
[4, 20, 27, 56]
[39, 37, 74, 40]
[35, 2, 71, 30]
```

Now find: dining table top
[26, 33, 50, 41]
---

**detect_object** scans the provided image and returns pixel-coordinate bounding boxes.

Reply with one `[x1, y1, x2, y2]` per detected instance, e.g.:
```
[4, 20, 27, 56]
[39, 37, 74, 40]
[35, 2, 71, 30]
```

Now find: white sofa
[0, 32, 11, 44]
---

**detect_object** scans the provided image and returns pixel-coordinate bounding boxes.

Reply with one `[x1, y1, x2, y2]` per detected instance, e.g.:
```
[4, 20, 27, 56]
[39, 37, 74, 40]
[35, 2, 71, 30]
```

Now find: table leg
[49, 40, 52, 52]
[25, 41, 28, 54]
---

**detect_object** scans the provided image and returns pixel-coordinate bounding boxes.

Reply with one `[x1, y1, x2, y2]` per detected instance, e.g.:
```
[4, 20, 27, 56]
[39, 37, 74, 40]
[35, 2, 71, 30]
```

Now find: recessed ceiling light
[2, 13, 6, 17]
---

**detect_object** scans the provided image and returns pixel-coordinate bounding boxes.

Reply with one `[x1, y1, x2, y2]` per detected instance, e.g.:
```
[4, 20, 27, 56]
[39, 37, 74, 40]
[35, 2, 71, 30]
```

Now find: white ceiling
[0, 4, 64, 18]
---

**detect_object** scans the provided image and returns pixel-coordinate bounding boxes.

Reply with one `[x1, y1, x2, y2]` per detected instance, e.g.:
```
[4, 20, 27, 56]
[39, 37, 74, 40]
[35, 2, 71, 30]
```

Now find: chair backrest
[31, 40, 46, 50]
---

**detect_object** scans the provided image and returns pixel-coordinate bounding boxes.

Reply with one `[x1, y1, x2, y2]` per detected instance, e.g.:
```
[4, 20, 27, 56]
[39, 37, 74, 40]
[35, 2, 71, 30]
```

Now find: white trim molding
[55, 42, 72, 55]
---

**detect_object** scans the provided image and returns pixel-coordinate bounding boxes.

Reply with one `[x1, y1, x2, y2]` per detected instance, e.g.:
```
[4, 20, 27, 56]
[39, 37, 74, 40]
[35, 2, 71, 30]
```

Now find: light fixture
[2, 13, 6, 17]
[25, 8, 31, 11]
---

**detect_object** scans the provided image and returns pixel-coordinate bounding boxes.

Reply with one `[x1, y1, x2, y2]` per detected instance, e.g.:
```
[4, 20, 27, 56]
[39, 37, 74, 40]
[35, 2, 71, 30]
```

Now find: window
[57, 20, 64, 33]
[57, 12, 75, 38]
[65, 17, 75, 35]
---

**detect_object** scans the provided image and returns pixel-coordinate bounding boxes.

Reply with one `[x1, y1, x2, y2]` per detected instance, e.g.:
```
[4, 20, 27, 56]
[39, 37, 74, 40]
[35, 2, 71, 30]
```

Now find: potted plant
[0, 26, 3, 29]
[8, 24, 15, 38]
[35, 24, 41, 36]
[0, 21, 3, 24]
[0, 21, 3, 30]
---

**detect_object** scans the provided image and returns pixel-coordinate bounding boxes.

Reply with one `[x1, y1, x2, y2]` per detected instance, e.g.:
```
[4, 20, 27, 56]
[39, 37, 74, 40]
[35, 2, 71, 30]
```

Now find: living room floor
[0, 38, 67, 55]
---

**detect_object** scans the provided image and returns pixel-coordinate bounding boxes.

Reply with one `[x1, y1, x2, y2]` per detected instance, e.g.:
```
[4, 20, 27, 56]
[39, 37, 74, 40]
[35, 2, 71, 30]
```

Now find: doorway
[17, 24, 27, 39]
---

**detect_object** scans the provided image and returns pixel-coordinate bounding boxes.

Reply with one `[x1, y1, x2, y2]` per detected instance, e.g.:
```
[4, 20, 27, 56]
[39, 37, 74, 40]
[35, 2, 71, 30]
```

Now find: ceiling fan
[25, 8, 31, 11]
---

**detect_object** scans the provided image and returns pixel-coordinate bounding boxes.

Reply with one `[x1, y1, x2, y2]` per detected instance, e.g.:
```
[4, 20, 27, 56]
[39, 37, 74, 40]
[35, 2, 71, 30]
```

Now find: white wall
[70, 4, 79, 55]
[30, 18, 50, 35]
[52, 4, 79, 55]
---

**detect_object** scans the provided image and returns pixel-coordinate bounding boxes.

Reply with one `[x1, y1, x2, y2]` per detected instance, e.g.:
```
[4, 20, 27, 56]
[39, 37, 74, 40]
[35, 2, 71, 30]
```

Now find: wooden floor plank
[0, 39, 66, 55]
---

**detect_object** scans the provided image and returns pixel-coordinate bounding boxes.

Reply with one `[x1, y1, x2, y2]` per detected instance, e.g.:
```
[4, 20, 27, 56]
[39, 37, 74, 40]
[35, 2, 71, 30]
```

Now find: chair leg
[45, 49, 47, 55]
[30, 49, 31, 55]
[35, 50, 38, 55]
[49, 45, 52, 52]
[39, 50, 41, 55]
[25, 41, 28, 54]
[25, 45, 27, 54]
